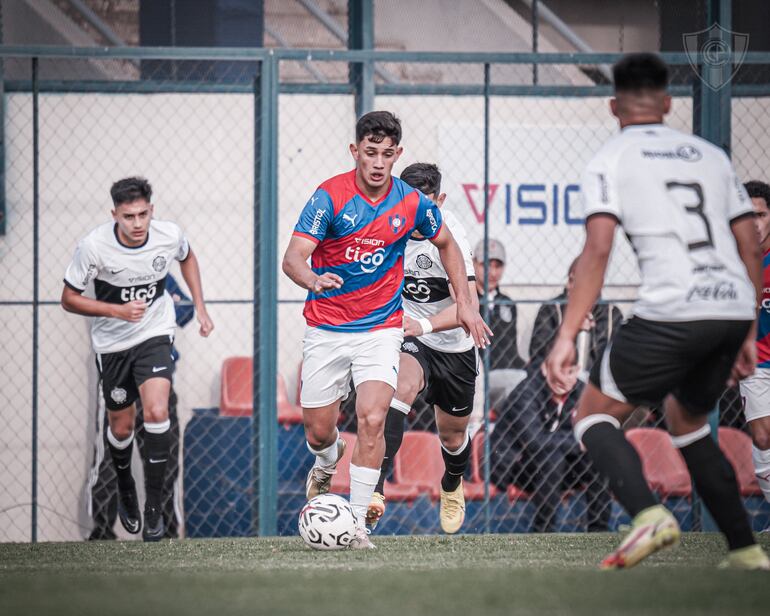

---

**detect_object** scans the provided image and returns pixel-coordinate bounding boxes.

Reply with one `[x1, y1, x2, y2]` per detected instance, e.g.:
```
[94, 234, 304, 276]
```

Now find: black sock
[441, 433, 471, 492]
[678, 434, 755, 550]
[376, 407, 407, 494]
[581, 422, 657, 517]
[107, 429, 134, 492]
[143, 427, 170, 510]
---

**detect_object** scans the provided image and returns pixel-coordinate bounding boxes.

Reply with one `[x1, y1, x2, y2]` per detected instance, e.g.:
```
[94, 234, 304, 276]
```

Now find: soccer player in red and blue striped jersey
[740, 180, 770, 510]
[283, 111, 488, 548]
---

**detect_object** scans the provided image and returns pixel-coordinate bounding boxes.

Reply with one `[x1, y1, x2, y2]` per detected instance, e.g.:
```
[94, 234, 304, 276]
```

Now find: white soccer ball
[298, 494, 357, 550]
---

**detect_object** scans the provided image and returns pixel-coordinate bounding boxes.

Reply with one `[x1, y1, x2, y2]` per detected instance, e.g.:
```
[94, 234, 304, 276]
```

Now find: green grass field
[1, 534, 768, 615]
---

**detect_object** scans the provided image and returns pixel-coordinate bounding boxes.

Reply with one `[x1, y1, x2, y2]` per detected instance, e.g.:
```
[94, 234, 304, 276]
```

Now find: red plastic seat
[719, 427, 761, 496]
[466, 430, 500, 500]
[394, 431, 445, 499]
[219, 356, 303, 423]
[626, 428, 692, 497]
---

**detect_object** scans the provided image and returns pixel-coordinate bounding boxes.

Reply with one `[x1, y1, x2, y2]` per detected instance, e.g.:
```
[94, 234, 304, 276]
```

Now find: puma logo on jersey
[342, 213, 358, 226]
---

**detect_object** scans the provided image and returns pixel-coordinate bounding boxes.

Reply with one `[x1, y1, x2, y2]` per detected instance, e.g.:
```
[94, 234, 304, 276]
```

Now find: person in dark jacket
[490, 370, 613, 532]
[474, 238, 527, 411]
[528, 258, 623, 372]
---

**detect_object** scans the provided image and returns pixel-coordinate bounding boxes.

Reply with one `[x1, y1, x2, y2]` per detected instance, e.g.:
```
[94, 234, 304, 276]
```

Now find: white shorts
[740, 367, 770, 423]
[300, 326, 403, 408]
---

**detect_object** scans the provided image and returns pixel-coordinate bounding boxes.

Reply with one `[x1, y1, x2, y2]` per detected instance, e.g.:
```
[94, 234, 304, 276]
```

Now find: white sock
[307, 429, 340, 468]
[753, 445, 770, 504]
[349, 464, 380, 525]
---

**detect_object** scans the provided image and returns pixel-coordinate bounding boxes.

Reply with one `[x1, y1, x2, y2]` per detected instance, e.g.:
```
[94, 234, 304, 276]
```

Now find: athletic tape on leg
[390, 398, 411, 415]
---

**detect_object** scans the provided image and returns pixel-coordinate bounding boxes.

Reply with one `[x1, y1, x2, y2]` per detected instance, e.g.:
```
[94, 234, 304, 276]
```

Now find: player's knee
[142, 402, 168, 424]
[109, 423, 133, 441]
[752, 428, 770, 452]
[304, 422, 335, 449]
[438, 429, 465, 452]
[395, 376, 421, 405]
[356, 406, 386, 437]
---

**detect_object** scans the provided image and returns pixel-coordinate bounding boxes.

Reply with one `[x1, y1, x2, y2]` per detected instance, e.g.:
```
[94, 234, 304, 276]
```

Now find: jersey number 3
[665, 181, 714, 250]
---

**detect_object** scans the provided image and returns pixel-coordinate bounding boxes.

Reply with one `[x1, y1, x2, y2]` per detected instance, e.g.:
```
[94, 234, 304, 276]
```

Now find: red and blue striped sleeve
[413, 192, 443, 239]
[293, 188, 334, 244]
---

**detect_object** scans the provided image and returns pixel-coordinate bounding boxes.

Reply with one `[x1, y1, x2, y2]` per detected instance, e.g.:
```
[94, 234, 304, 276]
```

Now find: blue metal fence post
[482, 62, 492, 534]
[31, 56, 39, 543]
[255, 52, 279, 536]
[692, 0, 732, 533]
[349, 0, 374, 117]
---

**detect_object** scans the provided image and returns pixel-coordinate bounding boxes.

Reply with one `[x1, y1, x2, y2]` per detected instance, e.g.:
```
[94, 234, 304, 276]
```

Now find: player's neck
[114, 224, 148, 248]
[619, 116, 664, 129]
[354, 171, 391, 203]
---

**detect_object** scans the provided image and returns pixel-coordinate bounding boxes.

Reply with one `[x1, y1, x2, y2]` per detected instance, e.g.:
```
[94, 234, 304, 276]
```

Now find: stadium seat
[466, 431, 500, 500]
[718, 427, 761, 496]
[394, 431, 445, 498]
[219, 356, 303, 423]
[328, 431, 419, 500]
[626, 428, 692, 497]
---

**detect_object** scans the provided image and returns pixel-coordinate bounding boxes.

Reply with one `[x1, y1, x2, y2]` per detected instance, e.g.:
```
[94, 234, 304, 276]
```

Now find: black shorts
[96, 335, 175, 411]
[400, 336, 477, 416]
[589, 316, 751, 414]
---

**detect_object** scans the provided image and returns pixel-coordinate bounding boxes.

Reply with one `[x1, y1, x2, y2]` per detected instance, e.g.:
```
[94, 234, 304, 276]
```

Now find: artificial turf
[1, 533, 768, 615]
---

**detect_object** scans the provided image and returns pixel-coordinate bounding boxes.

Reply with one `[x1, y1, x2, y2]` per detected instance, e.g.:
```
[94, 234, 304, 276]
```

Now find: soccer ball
[298, 494, 357, 550]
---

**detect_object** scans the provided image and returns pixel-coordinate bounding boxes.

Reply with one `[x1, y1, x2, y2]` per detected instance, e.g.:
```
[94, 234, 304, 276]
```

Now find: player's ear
[149, 203, 154, 217]
[395, 145, 403, 160]
[662, 94, 672, 116]
[609, 97, 619, 119]
[349, 143, 358, 161]
[436, 193, 447, 207]
[111, 208, 117, 221]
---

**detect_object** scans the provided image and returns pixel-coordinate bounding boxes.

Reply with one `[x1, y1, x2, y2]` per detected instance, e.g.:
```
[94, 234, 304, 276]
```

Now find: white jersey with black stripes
[580, 123, 755, 322]
[402, 208, 476, 353]
[64, 219, 190, 354]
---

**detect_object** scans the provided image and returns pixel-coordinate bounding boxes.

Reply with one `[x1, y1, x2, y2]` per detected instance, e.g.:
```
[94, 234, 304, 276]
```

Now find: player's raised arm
[429, 225, 489, 348]
[544, 213, 617, 395]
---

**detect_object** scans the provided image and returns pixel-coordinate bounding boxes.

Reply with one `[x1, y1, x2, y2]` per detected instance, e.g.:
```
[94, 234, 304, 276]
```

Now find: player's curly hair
[745, 180, 770, 208]
[613, 53, 669, 92]
[401, 162, 441, 197]
[355, 110, 402, 145]
[110, 176, 152, 206]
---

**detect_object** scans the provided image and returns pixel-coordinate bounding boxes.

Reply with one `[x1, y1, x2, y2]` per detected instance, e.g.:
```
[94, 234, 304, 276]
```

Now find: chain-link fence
[2, 48, 769, 542]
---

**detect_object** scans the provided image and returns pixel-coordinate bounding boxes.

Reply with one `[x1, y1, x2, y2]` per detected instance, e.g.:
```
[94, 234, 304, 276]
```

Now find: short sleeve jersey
[580, 124, 755, 322]
[64, 219, 190, 354]
[293, 170, 444, 332]
[757, 249, 770, 368]
[402, 209, 475, 353]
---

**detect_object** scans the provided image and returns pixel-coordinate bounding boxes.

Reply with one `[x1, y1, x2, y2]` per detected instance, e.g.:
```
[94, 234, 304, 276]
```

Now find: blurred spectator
[528, 258, 623, 372]
[490, 372, 612, 532]
[474, 238, 526, 411]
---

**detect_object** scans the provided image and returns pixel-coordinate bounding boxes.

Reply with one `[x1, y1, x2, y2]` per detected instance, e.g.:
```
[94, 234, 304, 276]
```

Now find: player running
[740, 180, 770, 516]
[366, 162, 486, 534]
[545, 53, 770, 570]
[283, 111, 489, 549]
[62, 177, 214, 541]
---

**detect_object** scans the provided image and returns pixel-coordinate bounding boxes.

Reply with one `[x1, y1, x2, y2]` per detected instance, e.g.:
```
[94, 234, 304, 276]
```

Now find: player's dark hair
[355, 110, 402, 145]
[613, 53, 669, 93]
[110, 177, 152, 206]
[745, 180, 770, 208]
[401, 162, 442, 197]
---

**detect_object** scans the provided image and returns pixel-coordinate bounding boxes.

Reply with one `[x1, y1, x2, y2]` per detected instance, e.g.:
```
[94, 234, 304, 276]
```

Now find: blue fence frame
[2, 45, 770, 539]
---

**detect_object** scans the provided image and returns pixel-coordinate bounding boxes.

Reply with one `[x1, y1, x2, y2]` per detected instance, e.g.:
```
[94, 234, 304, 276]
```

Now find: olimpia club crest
[389, 214, 406, 234]
[152, 255, 167, 272]
[110, 387, 127, 404]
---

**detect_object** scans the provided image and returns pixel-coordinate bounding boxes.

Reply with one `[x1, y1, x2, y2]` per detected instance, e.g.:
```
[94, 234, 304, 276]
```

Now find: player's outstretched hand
[457, 302, 492, 349]
[311, 273, 343, 294]
[197, 309, 214, 337]
[728, 336, 756, 386]
[543, 334, 578, 396]
[116, 300, 148, 323]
